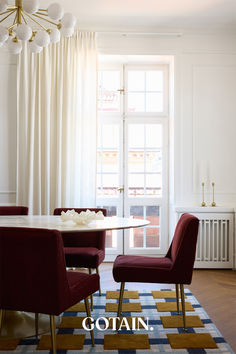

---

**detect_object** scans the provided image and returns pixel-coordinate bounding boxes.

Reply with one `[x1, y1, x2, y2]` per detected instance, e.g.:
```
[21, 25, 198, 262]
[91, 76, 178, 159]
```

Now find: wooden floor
[98, 264, 236, 352]
[189, 269, 236, 353]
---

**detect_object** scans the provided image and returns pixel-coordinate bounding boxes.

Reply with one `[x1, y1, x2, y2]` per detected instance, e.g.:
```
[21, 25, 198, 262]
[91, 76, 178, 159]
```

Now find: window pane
[97, 125, 102, 148]
[102, 206, 117, 249]
[97, 174, 102, 196]
[130, 205, 144, 218]
[128, 151, 144, 173]
[102, 125, 119, 148]
[98, 71, 120, 112]
[105, 230, 118, 248]
[146, 71, 163, 91]
[103, 206, 117, 216]
[102, 151, 119, 173]
[146, 93, 163, 112]
[146, 206, 160, 225]
[128, 125, 144, 148]
[146, 125, 162, 148]
[128, 93, 145, 112]
[97, 151, 102, 173]
[130, 206, 144, 248]
[128, 71, 145, 91]
[146, 174, 162, 195]
[132, 228, 144, 247]
[103, 71, 120, 91]
[146, 228, 160, 247]
[146, 151, 162, 173]
[101, 174, 118, 196]
[128, 174, 144, 196]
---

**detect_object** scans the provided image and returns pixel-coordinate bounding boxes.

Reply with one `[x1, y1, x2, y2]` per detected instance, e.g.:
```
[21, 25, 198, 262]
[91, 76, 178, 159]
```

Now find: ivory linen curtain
[16, 32, 98, 214]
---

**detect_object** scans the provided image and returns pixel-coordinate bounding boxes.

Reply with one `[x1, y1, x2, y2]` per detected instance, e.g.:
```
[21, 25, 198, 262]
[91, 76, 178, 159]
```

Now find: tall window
[97, 59, 169, 259]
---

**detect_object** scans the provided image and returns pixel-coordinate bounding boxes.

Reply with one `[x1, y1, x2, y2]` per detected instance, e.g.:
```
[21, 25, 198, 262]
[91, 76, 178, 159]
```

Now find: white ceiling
[39, 0, 236, 34]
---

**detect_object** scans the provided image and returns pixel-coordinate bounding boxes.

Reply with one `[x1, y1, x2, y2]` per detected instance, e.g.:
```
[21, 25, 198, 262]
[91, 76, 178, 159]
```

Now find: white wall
[0, 52, 17, 205]
[1, 32, 236, 213]
[98, 33, 236, 210]
[179, 52, 236, 207]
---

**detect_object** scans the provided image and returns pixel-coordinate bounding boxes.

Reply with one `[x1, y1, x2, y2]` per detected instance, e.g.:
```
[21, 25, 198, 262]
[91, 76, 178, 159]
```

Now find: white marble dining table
[0, 215, 149, 232]
[0, 214, 149, 339]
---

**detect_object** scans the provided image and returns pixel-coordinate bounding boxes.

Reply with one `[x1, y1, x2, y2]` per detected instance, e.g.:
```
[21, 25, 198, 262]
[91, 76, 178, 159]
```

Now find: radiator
[195, 216, 233, 268]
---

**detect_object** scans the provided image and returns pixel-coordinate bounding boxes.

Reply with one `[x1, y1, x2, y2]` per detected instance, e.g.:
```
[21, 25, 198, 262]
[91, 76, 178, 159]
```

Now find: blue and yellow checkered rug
[0, 289, 233, 353]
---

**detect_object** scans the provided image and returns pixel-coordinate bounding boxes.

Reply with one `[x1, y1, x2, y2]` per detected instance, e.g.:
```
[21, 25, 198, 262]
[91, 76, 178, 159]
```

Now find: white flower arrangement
[60, 209, 104, 225]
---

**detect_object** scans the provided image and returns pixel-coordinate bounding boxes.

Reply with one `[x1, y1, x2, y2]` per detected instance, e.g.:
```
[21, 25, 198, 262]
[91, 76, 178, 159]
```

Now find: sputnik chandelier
[0, 0, 76, 54]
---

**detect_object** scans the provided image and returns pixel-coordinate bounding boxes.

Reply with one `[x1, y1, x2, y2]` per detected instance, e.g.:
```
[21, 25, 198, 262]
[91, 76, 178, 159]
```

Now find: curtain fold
[17, 31, 98, 214]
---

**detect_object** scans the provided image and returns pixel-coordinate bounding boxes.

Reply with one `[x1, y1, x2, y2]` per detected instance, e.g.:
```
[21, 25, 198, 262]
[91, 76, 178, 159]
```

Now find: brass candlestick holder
[201, 182, 206, 206]
[211, 182, 216, 206]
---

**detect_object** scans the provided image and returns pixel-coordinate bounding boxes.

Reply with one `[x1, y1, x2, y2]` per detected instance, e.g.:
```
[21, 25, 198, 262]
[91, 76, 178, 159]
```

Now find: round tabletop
[0, 215, 150, 232]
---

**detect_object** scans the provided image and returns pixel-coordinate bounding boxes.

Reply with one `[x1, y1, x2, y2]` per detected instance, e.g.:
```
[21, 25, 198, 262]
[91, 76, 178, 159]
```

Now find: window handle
[117, 88, 125, 94]
[117, 186, 124, 193]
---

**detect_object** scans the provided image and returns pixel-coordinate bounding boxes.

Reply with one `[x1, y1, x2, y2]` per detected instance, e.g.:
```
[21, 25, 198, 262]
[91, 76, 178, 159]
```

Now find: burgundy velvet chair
[53, 208, 107, 300]
[0, 206, 28, 215]
[0, 227, 99, 353]
[113, 213, 199, 329]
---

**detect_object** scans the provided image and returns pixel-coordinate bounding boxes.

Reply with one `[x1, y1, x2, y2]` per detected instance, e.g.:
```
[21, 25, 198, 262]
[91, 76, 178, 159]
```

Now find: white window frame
[97, 61, 170, 258]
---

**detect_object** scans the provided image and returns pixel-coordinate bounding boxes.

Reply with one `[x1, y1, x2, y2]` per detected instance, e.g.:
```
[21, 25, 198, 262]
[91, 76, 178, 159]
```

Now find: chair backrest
[53, 208, 107, 250]
[167, 213, 199, 284]
[0, 206, 28, 215]
[0, 227, 71, 315]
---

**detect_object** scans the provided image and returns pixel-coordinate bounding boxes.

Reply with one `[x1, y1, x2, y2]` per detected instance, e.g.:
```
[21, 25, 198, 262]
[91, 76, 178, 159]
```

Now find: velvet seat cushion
[67, 272, 99, 308]
[113, 255, 175, 284]
[64, 247, 105, 269]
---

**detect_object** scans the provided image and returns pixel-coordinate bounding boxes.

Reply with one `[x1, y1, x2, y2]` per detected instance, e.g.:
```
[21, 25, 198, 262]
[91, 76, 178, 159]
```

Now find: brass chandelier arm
[21, 12, 28, 25]
[32, 13, 58, 27]
[8, 23, 18, 30]
[0, 9, 17, 24]
[36, 12, 50, 17]
[12, 11, 18, 25]
[22, 10, 48, 31]
[7, 12, 18, 30]
[38, 9, 48, 12]
[0, 9, 16, 16]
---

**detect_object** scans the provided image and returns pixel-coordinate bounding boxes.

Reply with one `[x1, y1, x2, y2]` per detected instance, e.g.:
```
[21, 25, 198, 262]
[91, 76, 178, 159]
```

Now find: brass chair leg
[175, 284, 180, 314]
[84, 297, 95, 346]
[180, 284, 186, 330]
[0, 309, 3, 335]
[35, 313, 39, 339]
[90, 294, 93, 312]
[50, 315, 57, 354]
[116, 282, 125, 330]
[96, 267, 101, 296]
[88, 269, 93, 311]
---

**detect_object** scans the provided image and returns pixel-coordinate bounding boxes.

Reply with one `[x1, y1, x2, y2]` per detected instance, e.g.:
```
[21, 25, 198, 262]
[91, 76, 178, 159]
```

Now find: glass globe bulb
[60, 27, 74, 38]
[34, 31, 50, 47]
[8, 39, 22, 54]
[0, 25, 9, 43]
[48, 3, 64, 21]
[23, 0, 39, 14]
[49, 28, 60, 43]
[15, 24, 32, 41]
[28, 41, 43, 53]
[0, 0, 8, 12]
[61, 13, 76, 28]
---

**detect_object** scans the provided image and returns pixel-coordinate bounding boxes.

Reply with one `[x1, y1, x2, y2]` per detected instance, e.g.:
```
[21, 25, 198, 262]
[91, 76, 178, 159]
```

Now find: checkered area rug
[0, 289, 233, 353]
